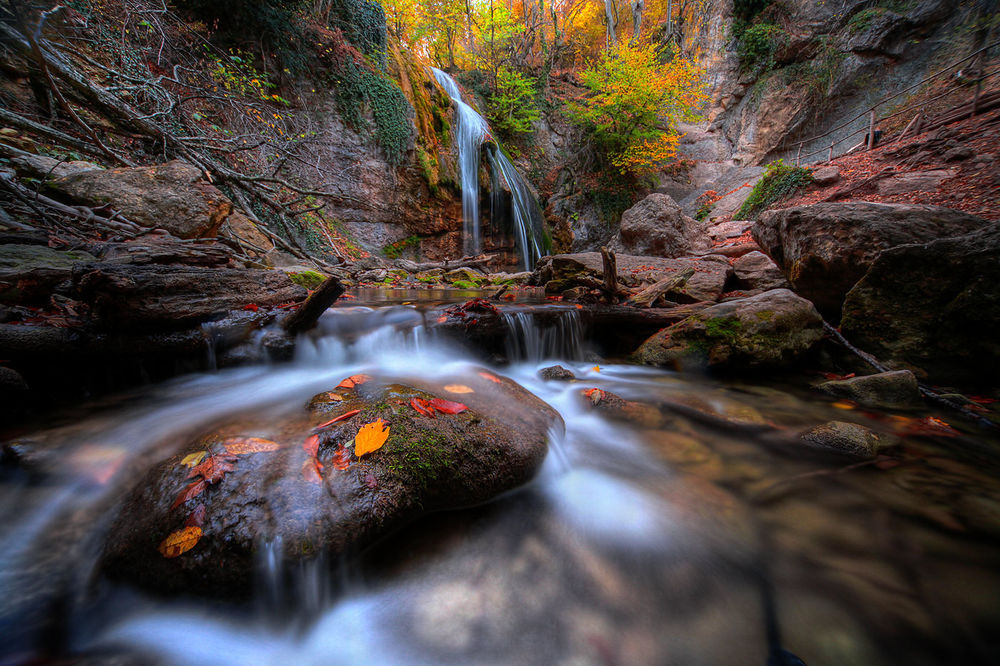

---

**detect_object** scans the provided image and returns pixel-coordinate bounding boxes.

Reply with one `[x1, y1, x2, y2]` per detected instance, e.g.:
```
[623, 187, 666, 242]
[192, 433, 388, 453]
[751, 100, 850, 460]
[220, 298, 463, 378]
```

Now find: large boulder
[632, 289, 823, 370]
[531, 252, 731, 303]
[100, 371, 560, 597]
[732, 251, 787, 291]
[752, 203, 991, 317]
[47, 160, 237, 239]
[73, 263, 307, 329]
[0, 244, 96, 305]
[818, 370, 921, 410]
[609, 194, 709, 258]
[840, 223, 1000, 385]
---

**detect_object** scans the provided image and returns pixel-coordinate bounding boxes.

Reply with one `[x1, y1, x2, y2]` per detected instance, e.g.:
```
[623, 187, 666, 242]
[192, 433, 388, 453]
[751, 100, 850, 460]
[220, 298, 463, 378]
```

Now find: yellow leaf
[180, 451, 208, 468]
[444, 384, 474, 394]
[354, 419, 390, 457]
[832, 401, 856, 410]
[222, 437, 281, 455]
[158, 526, 202, 558]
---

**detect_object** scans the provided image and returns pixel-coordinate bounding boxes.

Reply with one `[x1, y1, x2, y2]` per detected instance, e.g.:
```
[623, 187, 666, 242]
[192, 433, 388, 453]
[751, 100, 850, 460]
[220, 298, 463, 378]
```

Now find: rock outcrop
[752, 202, 990, 317]
[840, 223, 1000, 385]
[609, 194, 709, 258]
[632, 288, 823, 370]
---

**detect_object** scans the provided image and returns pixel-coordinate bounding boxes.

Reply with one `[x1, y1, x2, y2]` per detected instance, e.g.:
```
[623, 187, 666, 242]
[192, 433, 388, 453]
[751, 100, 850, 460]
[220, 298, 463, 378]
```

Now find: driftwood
[397, 255, 495, 273]
[600, 246, 618, 300]
[626, 267, 695, 308]
[282, 276, 345, 336]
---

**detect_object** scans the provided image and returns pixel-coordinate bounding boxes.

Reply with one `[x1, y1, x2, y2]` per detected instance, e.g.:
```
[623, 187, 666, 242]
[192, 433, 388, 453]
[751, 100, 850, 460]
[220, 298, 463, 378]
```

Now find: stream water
[3, 295, 1000, 665]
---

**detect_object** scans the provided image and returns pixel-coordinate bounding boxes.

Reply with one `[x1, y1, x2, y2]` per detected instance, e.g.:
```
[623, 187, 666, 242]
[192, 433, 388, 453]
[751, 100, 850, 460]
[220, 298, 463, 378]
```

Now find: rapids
[2, 295, 1000, 665]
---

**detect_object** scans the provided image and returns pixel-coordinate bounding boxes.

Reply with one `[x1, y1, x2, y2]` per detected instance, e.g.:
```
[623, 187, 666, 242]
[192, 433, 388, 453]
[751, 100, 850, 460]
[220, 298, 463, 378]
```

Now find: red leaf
[185, 504, 207, 527]
[428, 398, 468, 414]
[331, 445, 350, 470]
[187, 454, 237, 484]
[336, 374, 372, 390]
[171, 479, 207, 510]
[314, 409, 361, 431]
[478, 371, 502, 384]
[301, 458, 322, 484]
[243, 303, 259, 312]
[303, 434, 320, 458]
[410, 397, 436, 417]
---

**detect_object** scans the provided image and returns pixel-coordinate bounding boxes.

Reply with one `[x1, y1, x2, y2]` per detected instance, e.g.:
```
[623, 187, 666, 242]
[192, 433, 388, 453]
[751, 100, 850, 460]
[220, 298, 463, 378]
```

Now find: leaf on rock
[180, 451, 208, 468]
[158, 526, 202, 559]
[898, 416, 960, 438]
[478, 371, 502, 384]
[354, 419, 390, 457]
[591, 366, 601, 372]
[429, 398, 468, 414]
[185, 504, 206, 528]
[444, 384, 474, 394]
[171, 479, 207, 511]
[410, 397, 436, 417]
[301, 457, 322, 484]
[337, 374, 372, 390]
[331, 445, 351, 470]
[583, 388, 605, 405]
[323, 392, 344, 402]
[831, 401, 856, 410]
[223, 437, 281, 455]
[303, 434, 320, 458]
[314, 409, 361, 431]
[188, 454, 237, 484]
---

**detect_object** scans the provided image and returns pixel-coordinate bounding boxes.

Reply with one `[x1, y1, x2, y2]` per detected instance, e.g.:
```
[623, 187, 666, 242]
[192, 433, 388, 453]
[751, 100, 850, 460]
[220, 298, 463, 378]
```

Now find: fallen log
[282, 276, 345, 336]
[626, 267, 695, 308]
[397, 255, 496, 273]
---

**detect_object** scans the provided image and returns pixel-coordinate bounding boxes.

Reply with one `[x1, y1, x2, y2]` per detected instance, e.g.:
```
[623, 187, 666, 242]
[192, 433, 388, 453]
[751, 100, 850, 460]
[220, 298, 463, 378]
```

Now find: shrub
[487, 66, 540, 140]
[735, 159, 812, 219]
[737, 23, 787, 79]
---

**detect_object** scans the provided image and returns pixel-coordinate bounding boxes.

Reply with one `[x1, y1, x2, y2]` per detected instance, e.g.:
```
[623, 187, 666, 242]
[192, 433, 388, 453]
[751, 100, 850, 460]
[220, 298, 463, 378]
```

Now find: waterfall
[431, 68, 545, 270]
[503, 309, 585, 362]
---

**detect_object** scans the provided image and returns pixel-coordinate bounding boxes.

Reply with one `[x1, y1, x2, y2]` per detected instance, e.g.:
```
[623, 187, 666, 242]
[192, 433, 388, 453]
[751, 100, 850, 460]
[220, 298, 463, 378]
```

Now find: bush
[737, 23, 786, 79]
[735, 159, 812, 220]
[488, 66, 540, 140]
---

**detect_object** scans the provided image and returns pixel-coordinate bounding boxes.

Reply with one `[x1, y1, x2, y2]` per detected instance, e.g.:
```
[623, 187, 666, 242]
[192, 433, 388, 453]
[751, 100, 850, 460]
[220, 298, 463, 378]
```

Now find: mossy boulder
[100, 370, 560, 598]
[799, 421, 898, 459]
[818, 370, 921, 410]
[286, 269, 327, 290]
[0, 244, 96, 305]
[443, 267, 486, 285]
[632, 289, 823, 370]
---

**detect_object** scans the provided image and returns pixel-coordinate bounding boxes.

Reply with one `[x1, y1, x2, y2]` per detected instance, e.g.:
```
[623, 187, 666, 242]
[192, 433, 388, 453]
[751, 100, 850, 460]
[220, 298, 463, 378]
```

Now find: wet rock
[0, 244, 97, 305]
[579, 388, 667, 428]
[752, 202, 991, 317]
[799, 421, 897, 459]
[490, 271, 532, 285]
[818, 370, 921, 410]
[0, 365, 28, 403]
[632, 289, 823, 371]
[732, 251, 787, 291]
[609, 194, 710, 258]
[811, 166, 841, 186]
[841, 223, 1000, 385]
[443, 267, 487, 285]
[538, 365, 575, 381]
[100, 372, 561, 597]
[46, 160, 237, 239]
[73, 263, 306, 329]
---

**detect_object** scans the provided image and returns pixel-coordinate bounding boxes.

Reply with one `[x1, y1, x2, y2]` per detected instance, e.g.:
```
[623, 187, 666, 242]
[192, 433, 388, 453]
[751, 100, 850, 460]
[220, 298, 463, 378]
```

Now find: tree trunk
[604, 0, 618, 48]
[631, 0, 644, 41]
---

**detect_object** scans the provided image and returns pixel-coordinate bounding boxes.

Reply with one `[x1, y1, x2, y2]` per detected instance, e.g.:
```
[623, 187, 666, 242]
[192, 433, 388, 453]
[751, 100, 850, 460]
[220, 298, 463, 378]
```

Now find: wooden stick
[282, 276, 345, 336]
[867, 109, 877, 150]
[626, 267, 695, 307]
[600, 246, 618, 302]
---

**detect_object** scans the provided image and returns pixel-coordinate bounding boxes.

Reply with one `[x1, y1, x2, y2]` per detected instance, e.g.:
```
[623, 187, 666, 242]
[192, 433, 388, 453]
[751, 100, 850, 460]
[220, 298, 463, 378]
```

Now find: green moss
[705, 317, 742, 339]
[848, 7, 887, 32]
[735, 159, 813, 220]
[383, 235, 420, 259]
[451, 280, 476, 289]
[381, 417, 454, 490]
[288, 270, 326, 289]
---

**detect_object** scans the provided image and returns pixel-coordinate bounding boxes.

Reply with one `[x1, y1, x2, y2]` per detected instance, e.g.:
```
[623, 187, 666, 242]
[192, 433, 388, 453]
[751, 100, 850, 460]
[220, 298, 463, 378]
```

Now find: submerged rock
[539, 365, 576, 381]
[799, 421, 897, 459]
[818, 370, 921, 410]
[609, 193, 709, 258]
[100, 371, 561, 598]
[840, 223, 1000, 386]
[752, 202, 990, 317]
[632, 289, 823, 371]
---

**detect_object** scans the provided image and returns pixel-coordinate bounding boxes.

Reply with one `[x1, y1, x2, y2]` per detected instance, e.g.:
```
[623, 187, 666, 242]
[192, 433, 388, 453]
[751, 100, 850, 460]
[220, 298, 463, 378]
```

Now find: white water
[431, 68, 544, 270]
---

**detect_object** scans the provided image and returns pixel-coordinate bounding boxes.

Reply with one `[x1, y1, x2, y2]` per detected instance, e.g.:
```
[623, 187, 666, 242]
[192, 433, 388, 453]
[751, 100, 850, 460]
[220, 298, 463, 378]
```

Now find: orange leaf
[171, 479, 207, 510]
[591, 366, 601, 372]
[331, 445, 351, 470]
[444, 384, 474, 394]
[831, 401, 856, 410]
[337, 374, 372, 390]
[583, 388, 605, 405]
[185, 504, 206, 528]
[478, 372, 502, 384]
[301, 457, 322, 484]
[222, 437, 281, 455]
[354, 419, 390, 457]
[428, 398, 467, 414]
[188, 454, 237, 484]
[410, 397, 436, 417]
[314, 409, 361, 431]
[303, 434, 320, 458]
[158, 526, 202, 558]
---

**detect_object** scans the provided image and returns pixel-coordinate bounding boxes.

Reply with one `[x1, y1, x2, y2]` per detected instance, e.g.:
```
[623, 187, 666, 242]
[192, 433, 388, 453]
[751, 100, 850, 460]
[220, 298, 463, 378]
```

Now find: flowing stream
[3, 295, 1000, 665]
[431, 69, 544, 270]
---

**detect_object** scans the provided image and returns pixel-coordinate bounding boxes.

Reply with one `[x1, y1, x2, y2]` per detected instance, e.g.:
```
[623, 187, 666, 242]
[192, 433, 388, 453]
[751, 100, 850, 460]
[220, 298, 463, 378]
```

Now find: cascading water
[502, 308, 585, 362]
[431, 68, 545, 270]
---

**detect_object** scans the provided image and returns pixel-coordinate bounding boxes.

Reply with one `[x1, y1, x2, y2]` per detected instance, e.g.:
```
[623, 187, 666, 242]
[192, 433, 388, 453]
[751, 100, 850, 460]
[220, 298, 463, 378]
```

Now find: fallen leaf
[331, 445, 351, 470]
[354, 419, 390, 457]
[436, 315, 448, 323]
[831, 401, 856, 410]
[158, 526, 202, 558]
[243, 303, 259, 312]
[899, 416, 960, 438]
[188, 454, 237, 484]
[583, 388, 605, 405]
[444, 384, 474, 394]
[180, 451, 208, 468]
[185, 504, 206, 527]
[410, 397, 436, 417]
[314, 409, 361, 431]
[821, 372, 856, 381]
[337, 374, 372, 390]
[222, 437, 281, 455]
[322, 392, 344, 402]
[303, 434, 320, 458]
[171, 479, 207, 511]
[478, 372, 502, 384]
[429, 398, 468, 414]
[301, 457, 322, 484]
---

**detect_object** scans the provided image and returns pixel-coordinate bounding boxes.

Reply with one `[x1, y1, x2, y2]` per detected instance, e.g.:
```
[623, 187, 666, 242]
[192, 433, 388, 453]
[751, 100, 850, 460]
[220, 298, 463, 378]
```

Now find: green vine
[735, 159, 813, 220]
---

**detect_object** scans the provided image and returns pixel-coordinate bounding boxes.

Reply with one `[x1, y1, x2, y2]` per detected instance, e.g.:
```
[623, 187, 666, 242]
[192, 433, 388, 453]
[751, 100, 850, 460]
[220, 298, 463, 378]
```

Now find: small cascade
[503, 309, 585, 362]
[431, 68, 545, 269]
